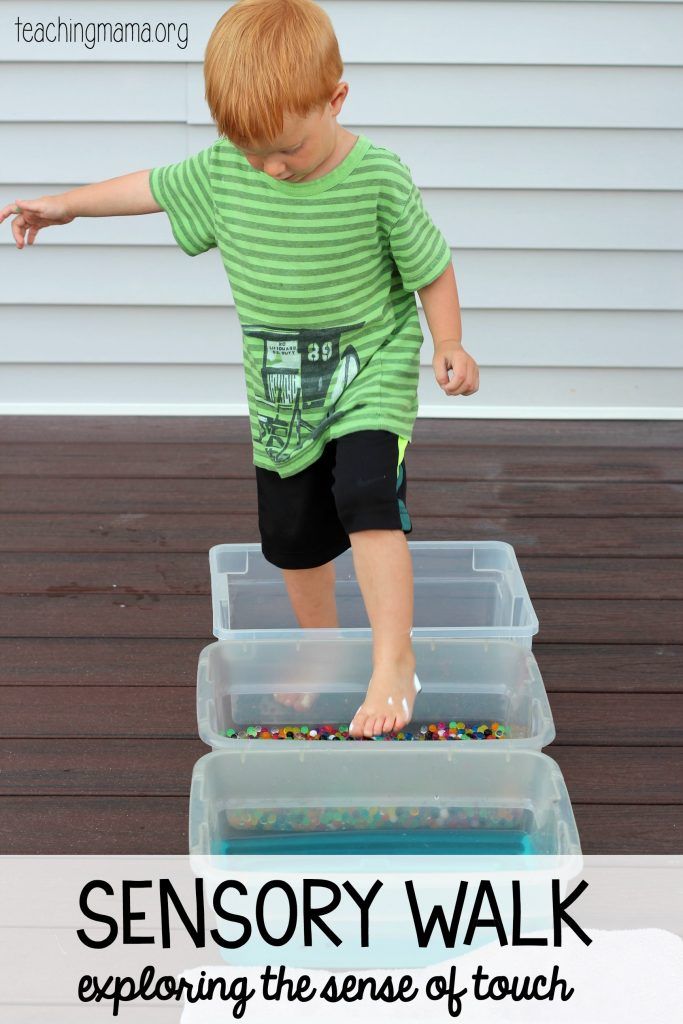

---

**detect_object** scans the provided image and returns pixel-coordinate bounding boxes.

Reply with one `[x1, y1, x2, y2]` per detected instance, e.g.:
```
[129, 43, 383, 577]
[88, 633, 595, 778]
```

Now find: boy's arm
[1, 170, 161, 248]
[418, 262, 479, 397]
[417, 261, 462, 351]
[62, 170, 161, 217]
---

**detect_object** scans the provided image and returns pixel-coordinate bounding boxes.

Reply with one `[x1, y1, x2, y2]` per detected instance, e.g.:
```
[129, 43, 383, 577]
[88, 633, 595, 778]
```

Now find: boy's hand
[0, 196, 74, 249]
[432, 339, 479, 396]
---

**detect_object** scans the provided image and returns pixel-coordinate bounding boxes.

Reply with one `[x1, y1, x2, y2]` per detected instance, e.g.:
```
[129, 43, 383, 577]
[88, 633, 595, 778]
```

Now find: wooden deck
[1, 416, 681, 854]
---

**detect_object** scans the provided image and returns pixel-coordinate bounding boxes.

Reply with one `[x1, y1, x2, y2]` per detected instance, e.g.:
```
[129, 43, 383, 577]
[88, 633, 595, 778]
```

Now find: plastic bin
[209, 540, 539, 645]
[189, 748, 579, 859]
[189, 748, 581, 967]
[197, 636, 555, 751]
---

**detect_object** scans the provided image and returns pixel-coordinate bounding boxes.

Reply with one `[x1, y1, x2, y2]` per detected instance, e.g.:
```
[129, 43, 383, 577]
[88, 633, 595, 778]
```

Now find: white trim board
[1, 403, 681, 419]
[1, 364, 680, 416]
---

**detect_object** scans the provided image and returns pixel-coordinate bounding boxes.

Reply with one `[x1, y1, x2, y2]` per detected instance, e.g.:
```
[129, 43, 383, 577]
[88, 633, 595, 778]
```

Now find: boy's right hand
[0, 196, 74, 249]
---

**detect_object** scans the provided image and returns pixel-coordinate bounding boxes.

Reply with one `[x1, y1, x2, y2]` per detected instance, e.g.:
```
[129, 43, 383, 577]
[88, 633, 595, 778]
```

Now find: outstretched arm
[0, 170, 161, 249]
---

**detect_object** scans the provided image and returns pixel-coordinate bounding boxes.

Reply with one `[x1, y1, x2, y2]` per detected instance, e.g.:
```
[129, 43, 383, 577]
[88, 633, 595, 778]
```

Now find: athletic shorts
[255, 429, 412, 570]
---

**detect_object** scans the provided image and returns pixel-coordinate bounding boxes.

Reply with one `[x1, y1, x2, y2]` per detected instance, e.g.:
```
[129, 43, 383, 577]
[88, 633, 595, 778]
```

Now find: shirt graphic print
[149, 133, 452, 477]
[244, 321, 364, 465]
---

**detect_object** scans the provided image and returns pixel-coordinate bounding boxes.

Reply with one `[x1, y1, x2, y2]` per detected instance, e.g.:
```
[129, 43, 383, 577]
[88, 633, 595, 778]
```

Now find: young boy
[3, 0, 479, 737]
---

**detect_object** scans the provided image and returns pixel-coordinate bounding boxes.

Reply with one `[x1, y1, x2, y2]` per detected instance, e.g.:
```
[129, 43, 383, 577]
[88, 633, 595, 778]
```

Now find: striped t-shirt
[149, 133, 451, 478]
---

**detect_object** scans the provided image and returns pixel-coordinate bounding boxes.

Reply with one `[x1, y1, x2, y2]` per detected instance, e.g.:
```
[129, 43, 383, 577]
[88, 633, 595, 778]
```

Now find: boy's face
[232, 84, 349, 183]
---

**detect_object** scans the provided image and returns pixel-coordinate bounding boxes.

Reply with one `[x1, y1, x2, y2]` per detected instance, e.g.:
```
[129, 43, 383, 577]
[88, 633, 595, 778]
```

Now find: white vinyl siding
[0, 0, 681, 417]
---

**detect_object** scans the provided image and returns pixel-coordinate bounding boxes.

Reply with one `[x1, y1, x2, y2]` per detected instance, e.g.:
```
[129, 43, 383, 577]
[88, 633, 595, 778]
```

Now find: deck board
[3, 416, 682, 447]
[2, 514, 681, 556]
[2, 552, 683, 599]
[1, 595, 680, 643]
[0, 415, 681, 855]
[1, 797, 679, 855]
[1, 688, 681, 745]
[3, 477, 683, 516]
[2, 742, 681, 806]
[4, 441, 683, 480]
[0, 638, 680, 692]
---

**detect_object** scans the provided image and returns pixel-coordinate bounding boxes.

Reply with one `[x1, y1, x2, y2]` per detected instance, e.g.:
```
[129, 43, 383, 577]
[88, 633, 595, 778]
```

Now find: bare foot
[271, 690, 319, 715]
[348, 646, 420, 738]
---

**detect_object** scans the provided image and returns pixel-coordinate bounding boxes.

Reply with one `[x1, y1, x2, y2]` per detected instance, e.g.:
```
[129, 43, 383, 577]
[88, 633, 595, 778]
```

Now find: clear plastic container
[197, 636, 555, 751]
[189, 747, 580, 858]
[209, 541, 539, 645]
[189, 748, 581, 968]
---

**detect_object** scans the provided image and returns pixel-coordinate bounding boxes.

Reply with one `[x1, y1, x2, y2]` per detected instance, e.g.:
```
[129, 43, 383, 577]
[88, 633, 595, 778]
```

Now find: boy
[2, 0, 479, 737]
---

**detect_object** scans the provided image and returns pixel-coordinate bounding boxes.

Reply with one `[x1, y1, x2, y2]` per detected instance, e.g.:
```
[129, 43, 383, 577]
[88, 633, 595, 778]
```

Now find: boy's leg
[255, 438, 350, 580]
[282, 560, 338, 627]
[348, 529, 416, 736]
[255, 441, 351, 710]
[280, 560, 338, 710]
[332, 431, 418, 737]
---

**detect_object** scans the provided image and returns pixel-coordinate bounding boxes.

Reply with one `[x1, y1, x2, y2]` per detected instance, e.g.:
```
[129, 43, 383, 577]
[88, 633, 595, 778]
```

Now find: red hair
[204, 0, 344, 146]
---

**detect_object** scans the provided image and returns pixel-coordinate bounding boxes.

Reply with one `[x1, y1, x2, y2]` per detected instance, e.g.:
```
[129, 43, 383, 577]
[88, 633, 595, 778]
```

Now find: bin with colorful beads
[190, 748, 581, 968]
[190, 746, 579, 859]
[196, 635, 555, 752]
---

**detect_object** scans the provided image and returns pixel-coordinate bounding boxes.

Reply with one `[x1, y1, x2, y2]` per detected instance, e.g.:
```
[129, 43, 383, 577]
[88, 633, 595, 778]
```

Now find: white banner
[1, 856, 681, 1022]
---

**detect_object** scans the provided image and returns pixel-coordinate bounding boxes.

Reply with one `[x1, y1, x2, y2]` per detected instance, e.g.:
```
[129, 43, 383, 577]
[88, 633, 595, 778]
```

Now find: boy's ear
[330, 81, 349, 114]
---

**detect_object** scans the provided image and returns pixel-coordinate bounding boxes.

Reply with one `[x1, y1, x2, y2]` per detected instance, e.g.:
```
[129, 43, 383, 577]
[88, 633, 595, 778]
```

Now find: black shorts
[255, 430, 412, 570]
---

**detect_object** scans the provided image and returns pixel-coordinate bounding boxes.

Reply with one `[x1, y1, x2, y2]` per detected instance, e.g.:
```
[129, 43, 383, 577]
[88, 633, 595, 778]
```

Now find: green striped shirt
[149, 133, 451, 477]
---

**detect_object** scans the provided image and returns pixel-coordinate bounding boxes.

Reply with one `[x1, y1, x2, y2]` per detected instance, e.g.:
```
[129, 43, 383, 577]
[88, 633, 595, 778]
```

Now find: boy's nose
[263, 159, 287, 177]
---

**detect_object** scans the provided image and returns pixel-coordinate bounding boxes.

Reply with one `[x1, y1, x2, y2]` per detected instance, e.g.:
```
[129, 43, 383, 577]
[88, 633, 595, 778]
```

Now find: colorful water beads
[226, 804, 525, 833]
[223, 721, 508, 741]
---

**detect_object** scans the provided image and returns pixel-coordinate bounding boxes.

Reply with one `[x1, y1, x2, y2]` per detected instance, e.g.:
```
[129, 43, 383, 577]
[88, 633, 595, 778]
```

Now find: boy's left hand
[432, 340, 479, 396]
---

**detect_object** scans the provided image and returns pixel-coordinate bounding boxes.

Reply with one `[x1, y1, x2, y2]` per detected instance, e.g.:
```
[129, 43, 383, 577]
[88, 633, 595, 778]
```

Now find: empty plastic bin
[209, 540, 539, 645]
[197, 636, 555, 751]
